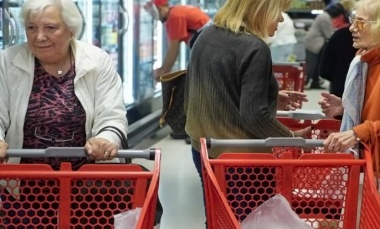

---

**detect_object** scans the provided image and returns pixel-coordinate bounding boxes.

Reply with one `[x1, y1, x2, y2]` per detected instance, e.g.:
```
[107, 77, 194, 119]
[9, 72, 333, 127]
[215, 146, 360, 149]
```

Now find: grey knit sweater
[184, 25, 293, 158]
[304, 12, 334, 54]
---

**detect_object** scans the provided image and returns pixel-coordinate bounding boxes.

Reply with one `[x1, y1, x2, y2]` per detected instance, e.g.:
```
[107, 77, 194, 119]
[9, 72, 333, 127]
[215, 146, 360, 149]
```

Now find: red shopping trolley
[0, 148, 161, 229]
[200, 138, 380, 229]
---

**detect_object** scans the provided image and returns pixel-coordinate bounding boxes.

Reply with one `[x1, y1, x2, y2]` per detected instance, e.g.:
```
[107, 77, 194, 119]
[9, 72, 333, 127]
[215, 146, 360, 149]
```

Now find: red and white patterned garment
[21, 58, 88, 170]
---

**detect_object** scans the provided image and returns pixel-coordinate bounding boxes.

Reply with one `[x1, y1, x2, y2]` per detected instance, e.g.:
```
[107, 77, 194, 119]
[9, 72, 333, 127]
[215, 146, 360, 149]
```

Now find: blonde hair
[214, 0, 291, 38]
[356, 0, 380, 39]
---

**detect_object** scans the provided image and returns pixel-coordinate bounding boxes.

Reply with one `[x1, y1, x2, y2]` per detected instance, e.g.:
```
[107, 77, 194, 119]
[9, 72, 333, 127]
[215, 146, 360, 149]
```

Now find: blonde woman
[184, 0, 311, 222]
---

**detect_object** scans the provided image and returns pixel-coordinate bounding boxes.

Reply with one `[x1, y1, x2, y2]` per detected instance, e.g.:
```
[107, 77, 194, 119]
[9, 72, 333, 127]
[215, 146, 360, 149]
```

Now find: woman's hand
[277, 90, 308, 111]
[323, 130, 359, 152]
[318, 92, 344, 118]
[293, 126, 313, 138]
[0, 140, 9, 164]
[85, 137, 119, 161]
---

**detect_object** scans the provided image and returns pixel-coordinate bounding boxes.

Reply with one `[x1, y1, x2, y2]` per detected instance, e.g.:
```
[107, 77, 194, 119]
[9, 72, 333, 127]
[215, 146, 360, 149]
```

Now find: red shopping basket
[273, 62, 305, 92]
[0, 148, 161, 229]
[200, 138, 380, 229]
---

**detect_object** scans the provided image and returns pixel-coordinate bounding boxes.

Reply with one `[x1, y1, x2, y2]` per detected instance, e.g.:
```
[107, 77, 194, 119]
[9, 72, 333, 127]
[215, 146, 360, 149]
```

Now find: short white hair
[21, 0, 83, 38]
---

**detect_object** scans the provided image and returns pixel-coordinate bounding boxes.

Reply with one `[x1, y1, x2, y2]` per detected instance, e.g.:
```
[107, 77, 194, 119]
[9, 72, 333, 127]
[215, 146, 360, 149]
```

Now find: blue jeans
[192, 148, 208, 227]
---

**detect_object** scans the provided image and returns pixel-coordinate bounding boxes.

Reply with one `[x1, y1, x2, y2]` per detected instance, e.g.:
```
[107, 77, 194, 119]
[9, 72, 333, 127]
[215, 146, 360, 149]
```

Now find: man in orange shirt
[144, 0, 211, 141]
[145, 0, 211, 80]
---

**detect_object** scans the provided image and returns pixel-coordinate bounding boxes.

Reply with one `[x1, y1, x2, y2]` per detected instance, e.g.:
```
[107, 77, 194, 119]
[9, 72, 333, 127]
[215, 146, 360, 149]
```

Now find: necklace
[57, 49, 72, 75]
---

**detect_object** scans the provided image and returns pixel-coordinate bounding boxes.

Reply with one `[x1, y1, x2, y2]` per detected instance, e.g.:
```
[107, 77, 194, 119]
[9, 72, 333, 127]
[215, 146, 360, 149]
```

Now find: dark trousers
[305, 49, 323, 87]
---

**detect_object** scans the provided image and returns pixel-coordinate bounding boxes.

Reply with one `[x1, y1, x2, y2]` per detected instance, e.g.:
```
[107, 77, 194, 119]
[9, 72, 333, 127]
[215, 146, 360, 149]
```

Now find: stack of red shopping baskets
[273, 61, 305, 92]
[0, 148, 161, 229]
[200, 111, 380, 229]
[273, 62, 306, 108]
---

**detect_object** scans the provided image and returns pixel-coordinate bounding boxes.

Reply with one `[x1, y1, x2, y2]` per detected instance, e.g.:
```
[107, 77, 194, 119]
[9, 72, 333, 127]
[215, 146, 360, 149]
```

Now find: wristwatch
[352, 130, 361, 142]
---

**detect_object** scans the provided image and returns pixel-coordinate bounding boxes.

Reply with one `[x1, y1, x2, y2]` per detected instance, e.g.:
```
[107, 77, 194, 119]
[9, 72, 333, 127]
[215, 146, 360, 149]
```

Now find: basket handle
[6, 148, 156, 160]
[276, 109, 327, 120]
[206, 137, 324, 149]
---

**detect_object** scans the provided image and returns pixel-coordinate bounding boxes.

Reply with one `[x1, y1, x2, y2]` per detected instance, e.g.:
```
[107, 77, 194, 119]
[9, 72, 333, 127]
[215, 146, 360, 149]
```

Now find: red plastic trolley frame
[0, 148, 161, 229]
[200, 138, 380, 229]
[276, 109, 341, 142]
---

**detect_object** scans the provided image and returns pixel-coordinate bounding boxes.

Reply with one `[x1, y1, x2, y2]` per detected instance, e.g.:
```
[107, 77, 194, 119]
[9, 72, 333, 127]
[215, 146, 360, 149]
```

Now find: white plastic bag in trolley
[114, 207, 142, 229]
[241, 194, 312, 229]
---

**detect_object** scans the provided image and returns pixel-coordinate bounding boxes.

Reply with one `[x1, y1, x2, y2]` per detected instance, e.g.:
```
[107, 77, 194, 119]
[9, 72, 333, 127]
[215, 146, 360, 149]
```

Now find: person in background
[319, 26, 357, 97]
[304, 2, 351, 89]
[185, 0, 311, 222]
[267, 12, 297, 62]
[144, 0, 211, 142]
[319, 0, 380, 188]
[323, 0, 339, 8]
[144, 0, 211, 81]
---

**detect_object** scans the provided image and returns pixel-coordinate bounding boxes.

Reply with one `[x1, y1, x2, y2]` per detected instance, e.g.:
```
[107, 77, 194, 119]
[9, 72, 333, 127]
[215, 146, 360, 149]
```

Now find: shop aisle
[133, 87, 329, 229]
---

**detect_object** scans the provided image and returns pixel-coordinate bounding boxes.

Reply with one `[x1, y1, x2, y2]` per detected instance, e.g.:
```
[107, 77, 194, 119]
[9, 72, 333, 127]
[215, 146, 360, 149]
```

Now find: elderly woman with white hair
[0, 0, 128, 166]
[0, 0, 129, 226]
[319, 0, 380, 189]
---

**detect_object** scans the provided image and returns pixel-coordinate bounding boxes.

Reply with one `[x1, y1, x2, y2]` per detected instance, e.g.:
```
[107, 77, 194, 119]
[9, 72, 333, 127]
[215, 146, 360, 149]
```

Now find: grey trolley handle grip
[6, 148, 156, 160]
[277, 109, 327, 120]
[207, 138, 324, 149]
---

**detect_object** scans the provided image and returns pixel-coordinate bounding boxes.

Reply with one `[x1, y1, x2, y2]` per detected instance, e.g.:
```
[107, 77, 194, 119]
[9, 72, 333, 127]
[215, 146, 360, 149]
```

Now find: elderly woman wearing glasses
[319, 0, 380, 160]
[0, 0, 128, 168]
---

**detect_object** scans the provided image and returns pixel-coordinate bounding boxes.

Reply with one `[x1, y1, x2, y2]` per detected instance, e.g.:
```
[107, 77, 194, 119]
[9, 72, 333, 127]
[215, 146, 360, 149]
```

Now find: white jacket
[267, 12, 297, 47]
[0, 40, 128, 163]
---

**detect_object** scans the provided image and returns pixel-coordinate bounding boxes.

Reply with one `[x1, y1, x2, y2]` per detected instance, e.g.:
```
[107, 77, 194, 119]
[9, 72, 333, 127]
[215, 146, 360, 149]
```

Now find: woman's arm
[239, 43, 292, 138]
[91, 50, 128, 147]
[0, 52, 10, 142]
[353, 120, 380, 145]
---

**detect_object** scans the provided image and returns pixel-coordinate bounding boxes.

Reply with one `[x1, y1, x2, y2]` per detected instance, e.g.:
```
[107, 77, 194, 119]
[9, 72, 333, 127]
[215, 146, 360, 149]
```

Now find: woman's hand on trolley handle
[0, 140, 9, 164]
[85, 137, 119, 161]
[323, 130, 360, 152]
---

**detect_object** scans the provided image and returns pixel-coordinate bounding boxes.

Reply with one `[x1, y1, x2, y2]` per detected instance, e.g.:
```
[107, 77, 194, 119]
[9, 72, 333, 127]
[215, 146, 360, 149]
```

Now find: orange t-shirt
[165, 5, 210, 44]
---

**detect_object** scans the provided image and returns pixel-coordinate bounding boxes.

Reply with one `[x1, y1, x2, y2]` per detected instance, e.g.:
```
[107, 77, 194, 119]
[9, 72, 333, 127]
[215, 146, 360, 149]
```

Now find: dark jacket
[185, 25, 293, 157]
[319, 26, 357, 97]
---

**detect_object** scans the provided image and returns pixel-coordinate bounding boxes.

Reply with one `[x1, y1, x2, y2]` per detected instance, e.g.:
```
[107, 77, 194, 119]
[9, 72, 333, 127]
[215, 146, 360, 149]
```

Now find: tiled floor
[133, 86, 329, 229]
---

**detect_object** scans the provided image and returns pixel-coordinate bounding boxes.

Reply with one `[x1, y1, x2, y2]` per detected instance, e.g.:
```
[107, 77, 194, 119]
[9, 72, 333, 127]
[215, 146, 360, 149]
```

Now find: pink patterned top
[21, 58, 88, 170]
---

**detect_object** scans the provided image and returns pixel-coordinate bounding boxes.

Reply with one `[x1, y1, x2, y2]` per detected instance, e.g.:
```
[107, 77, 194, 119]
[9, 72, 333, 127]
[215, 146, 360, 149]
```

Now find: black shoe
[185, 137, 191, 144]
[170, 132, 188, 139]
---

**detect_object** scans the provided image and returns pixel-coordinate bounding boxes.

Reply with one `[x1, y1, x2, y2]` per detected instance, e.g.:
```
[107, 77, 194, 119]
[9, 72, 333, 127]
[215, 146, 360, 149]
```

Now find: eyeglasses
[349, 16, 378, 31]
[34, 127, 75, 143]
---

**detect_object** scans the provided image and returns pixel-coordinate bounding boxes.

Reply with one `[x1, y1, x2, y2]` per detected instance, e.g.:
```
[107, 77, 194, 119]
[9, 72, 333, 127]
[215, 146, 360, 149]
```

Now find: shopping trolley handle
[206, 137, 324, 148]
[6, 147, 157, 160]
[277, 109, 327, 120]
